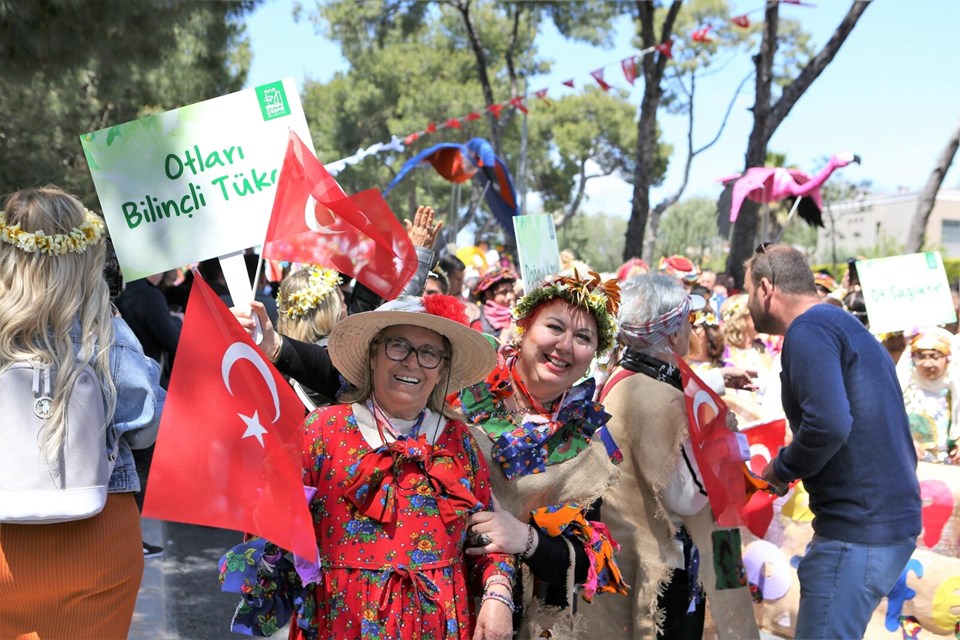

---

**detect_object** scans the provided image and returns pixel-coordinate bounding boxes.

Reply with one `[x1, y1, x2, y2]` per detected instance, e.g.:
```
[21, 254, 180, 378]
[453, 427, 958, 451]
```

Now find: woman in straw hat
[458, 270, 628, 636]
[0, 187, 164, 638]
[580, 274, 758, 639]
[220, 294, 514, 640]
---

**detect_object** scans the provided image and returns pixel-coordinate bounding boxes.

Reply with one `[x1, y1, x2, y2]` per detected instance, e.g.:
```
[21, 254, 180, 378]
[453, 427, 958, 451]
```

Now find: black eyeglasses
[375, 337, 449, 369]
[754, 242, 776, 288]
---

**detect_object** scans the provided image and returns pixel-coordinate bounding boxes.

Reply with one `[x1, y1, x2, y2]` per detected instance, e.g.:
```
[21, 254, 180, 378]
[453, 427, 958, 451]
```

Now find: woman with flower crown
[275, 265, 347, 408]
[458, 269, 628, 637]
[0, 187, 164, 638]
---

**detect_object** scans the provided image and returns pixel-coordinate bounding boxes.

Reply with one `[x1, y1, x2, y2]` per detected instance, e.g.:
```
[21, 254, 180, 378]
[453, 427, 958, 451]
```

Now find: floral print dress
[219, 403, 514, 640]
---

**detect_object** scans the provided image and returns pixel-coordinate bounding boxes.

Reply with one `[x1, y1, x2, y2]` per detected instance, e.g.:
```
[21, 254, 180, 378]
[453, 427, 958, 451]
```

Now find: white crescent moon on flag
[691, 389, 719, 429]
[304, 194, 346, 234]
[749, 443, 772, 463]
[221, 342, 281, 423]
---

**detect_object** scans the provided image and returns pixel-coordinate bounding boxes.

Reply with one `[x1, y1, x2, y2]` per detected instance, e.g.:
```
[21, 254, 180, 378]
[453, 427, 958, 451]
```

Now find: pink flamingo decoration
[723, 151, 861, 228]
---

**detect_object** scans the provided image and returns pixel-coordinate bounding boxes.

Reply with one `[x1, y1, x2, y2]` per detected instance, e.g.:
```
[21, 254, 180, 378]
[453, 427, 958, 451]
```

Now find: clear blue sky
[243, 1, 960, 218]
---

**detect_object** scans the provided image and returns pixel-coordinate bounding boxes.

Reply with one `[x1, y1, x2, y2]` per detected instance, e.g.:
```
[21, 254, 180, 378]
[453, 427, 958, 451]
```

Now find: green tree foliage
[528, 87, 664, 227]
[297, 0, 637, 243]
[557, 213, 628, 273]
[0, 0, 257, 203]
[655, 197, 717, 262]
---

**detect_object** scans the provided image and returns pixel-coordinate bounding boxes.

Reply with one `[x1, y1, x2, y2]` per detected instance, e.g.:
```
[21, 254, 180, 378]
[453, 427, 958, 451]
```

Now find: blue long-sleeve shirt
[774, 303, 921, 544]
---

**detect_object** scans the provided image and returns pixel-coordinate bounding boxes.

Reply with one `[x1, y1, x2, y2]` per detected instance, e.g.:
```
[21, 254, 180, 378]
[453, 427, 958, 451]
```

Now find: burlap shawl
[577, 370, 759, 639]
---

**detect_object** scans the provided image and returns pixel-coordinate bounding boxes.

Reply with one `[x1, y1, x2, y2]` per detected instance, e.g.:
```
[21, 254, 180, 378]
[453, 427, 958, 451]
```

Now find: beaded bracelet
[481, 590, 515, 612]
[484, 575, 512, 591]
[521, 524, 537, 559]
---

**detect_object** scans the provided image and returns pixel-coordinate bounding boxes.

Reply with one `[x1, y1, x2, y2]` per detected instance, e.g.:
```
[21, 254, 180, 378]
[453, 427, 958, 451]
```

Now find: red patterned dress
[221, 403, 514, 640]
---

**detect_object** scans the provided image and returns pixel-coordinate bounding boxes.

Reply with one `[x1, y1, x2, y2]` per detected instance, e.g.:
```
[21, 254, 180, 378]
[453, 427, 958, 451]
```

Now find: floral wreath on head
[511, 269, 621, 353]
[0, 208, 105, 255]
[720, 295, 749, 322]
[281, 266, 342, 319]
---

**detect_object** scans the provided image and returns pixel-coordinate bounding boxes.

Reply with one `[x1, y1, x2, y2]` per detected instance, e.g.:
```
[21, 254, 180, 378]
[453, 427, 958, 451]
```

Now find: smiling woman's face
[515, 300, 598, 405]
[370, 325, 447, 419]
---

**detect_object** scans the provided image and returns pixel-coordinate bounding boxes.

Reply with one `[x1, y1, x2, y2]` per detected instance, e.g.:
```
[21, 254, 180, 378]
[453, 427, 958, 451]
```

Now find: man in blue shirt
[744, 245, 920, 639]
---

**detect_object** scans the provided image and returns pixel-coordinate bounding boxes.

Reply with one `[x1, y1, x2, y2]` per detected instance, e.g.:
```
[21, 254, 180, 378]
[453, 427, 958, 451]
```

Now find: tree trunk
[623, 0, 682, 262]
[725, 0, 871, 287]
[906, 117, 960, 252]
[455, 0, 503, 157]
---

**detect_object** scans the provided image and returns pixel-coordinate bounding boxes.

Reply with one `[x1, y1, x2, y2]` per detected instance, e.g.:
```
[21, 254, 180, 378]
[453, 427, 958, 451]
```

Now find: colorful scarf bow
[342, 436, 483, 525]
[490, 379, 610, 480]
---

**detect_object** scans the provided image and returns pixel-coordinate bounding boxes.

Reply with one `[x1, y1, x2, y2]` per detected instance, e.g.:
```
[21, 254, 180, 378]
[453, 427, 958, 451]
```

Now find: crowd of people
[2, 186, 952, 639]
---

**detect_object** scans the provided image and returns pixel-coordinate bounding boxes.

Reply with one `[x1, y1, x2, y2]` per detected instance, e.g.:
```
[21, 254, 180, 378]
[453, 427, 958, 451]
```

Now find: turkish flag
[261, 131, 417, 300]
[143, 274, 315, 559]
[677, 358, 751, 528]
[740, 418, 787, 538]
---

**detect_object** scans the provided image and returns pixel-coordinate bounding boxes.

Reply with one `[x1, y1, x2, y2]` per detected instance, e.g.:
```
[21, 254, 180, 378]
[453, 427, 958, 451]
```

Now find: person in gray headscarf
[580, 274, 759, 639]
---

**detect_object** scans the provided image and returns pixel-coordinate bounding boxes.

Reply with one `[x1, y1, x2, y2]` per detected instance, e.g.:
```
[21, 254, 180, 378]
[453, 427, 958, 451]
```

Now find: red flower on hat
[422, 294, 469, 326]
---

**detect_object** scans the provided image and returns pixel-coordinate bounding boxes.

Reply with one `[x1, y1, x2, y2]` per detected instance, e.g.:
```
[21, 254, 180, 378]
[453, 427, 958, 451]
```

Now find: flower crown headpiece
[512, 269, 621, 353]
[694, 310, 719, 327]
[0, 208, 105, 255]
[720, 295, 749, 322]
[282, 266, 342, 319]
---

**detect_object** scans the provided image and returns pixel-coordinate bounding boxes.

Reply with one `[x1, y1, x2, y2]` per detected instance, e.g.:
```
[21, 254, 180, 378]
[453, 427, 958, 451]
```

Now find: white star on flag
[238, 411, 268, 446]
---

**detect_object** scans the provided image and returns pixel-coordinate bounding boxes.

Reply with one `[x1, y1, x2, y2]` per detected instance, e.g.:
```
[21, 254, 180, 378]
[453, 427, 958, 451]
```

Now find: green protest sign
[80, 78, 312, 281]
[856, 251, 957, 334]
[513, 214, 560, 293]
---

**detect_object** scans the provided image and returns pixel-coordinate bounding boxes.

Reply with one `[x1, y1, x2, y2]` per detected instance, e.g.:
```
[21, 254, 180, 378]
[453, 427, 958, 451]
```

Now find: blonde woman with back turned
[0, 187, 164, 639]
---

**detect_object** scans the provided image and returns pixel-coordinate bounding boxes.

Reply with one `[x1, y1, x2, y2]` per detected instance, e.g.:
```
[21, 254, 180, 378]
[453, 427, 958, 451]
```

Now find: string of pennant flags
[326, 1, 815, 175]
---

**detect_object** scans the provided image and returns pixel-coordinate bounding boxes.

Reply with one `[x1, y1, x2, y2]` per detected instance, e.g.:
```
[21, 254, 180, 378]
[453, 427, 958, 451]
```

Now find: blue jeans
[794, 535, 916, 639]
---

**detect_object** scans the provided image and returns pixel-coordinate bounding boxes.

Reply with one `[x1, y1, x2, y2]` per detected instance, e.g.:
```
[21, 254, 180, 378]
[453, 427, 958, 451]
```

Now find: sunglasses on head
[753, 242, 776, 287]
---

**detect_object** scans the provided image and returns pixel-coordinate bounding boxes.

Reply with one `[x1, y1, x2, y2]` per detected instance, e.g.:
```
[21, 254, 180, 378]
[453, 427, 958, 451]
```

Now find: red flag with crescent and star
[143, 274, 314, 559]
[677, 358, 753, 528]
[261, 130, 417, 300]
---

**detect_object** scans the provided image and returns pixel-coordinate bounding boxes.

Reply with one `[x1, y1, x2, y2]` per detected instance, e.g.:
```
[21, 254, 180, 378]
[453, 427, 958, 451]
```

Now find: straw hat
[328, 294, 496, 391]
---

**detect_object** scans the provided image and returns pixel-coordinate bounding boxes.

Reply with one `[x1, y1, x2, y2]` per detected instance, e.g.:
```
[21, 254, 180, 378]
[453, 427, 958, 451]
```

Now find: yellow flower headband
[282, 266, 342, 319]
[720, 295, 748, 322]
[0, 209, 105, 255]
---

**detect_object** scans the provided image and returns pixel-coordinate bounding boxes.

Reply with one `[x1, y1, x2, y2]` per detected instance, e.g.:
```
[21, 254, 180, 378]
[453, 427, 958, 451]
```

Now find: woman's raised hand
[230, 301, 280, 360]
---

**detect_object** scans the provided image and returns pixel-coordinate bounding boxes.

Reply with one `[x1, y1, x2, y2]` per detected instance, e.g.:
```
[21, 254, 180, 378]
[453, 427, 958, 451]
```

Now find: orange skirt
[0, 492, 143, 640]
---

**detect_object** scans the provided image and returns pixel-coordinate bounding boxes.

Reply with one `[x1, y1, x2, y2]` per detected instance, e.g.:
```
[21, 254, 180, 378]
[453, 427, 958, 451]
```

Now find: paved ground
[131, 518, 243, 640]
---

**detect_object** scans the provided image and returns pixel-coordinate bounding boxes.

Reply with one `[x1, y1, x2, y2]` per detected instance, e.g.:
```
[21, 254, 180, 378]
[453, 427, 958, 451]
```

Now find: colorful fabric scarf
[341, 409, 483, 525]
[460, 348, 620, 480]
[619, 297, 691, 349]
[482, 299, 513, 331]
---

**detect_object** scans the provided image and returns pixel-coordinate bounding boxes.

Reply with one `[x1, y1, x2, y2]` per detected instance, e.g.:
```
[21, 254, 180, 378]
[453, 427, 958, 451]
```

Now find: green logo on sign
[925, 252, 938, 269]
[255, 81, 291, 121]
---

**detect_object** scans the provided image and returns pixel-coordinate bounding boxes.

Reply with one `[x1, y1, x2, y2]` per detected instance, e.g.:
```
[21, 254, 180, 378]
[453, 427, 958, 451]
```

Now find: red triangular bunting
[621, 57, 638, 85]
[655, 40, 674, 58]
[731, 14, 750, 28]
[464, 112, 482, 122]
[425, 122, 437, 134]
[589, 69, 612, 91]
[487, 103, 504, 118]
[562, 79, 575, 88]
[691, 26, 713, 43]
[404, 132, 420, 145]
[508, 96, 528, 114]
[444, 117, 462, 129]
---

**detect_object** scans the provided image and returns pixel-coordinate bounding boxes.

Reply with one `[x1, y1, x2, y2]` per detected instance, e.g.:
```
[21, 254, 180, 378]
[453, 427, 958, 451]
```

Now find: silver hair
[617, 273, 688, 351]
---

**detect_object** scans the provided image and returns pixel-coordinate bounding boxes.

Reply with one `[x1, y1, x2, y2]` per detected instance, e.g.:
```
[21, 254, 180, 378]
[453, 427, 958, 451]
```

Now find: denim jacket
[71, 317, 165, 493]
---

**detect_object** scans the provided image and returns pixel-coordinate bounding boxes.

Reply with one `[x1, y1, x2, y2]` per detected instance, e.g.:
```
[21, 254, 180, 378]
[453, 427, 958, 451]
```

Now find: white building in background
[814, 190, 960, 264]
